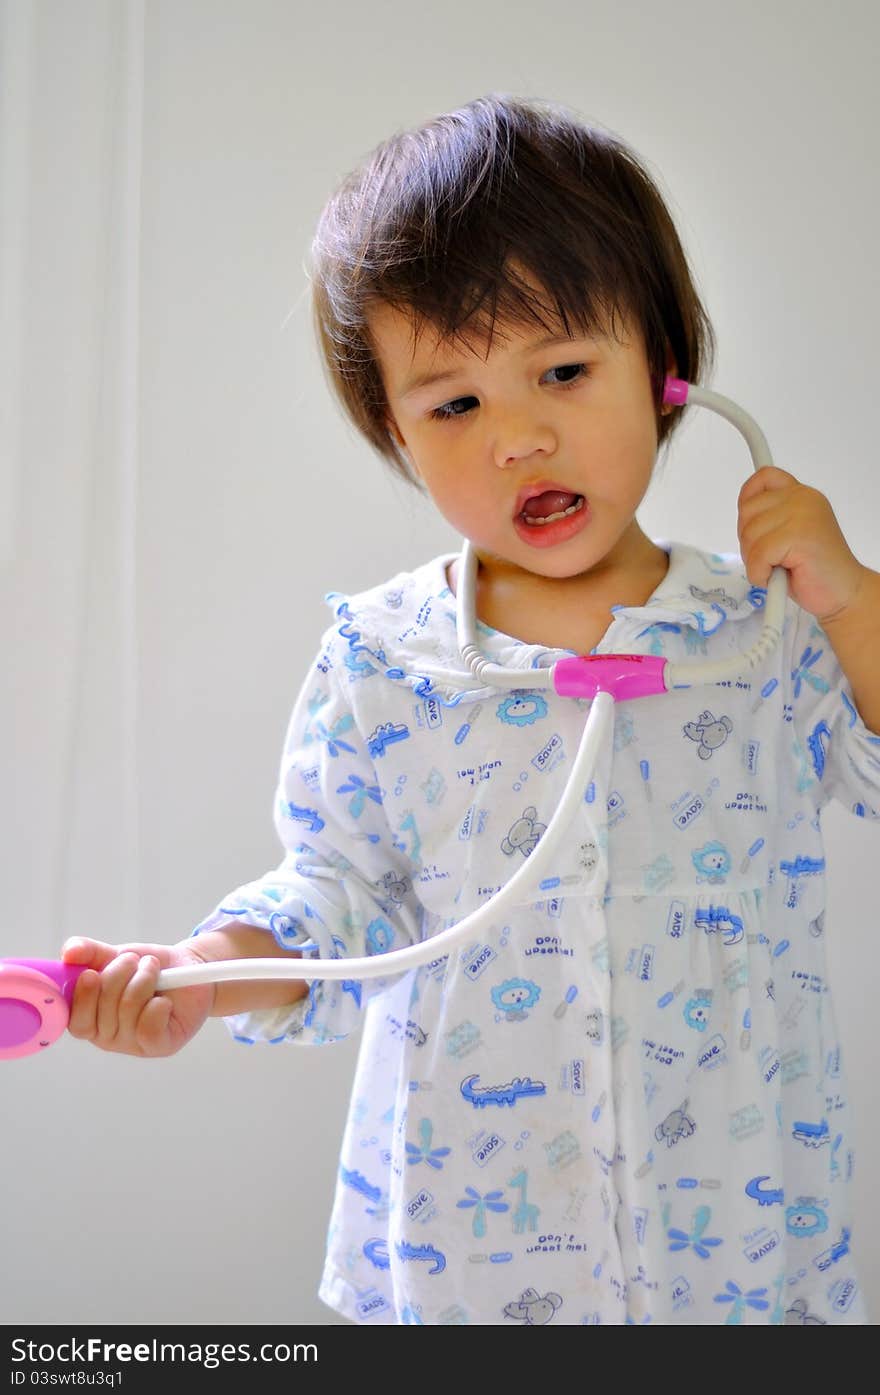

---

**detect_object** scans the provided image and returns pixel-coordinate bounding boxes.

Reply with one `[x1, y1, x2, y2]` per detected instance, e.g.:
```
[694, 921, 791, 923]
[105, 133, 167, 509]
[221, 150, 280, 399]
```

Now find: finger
[67, 968, 101, 1040]
[116, 955, 162, 1041]
[61, 938, 124, 971]
[739, 503, 789, 551]
[738, 489, 784, 526]
[135, 994, 175, 1056]
[95, 952, 142, 1044]
[741, 527, 792, 588]
[739, 465, 799, 502]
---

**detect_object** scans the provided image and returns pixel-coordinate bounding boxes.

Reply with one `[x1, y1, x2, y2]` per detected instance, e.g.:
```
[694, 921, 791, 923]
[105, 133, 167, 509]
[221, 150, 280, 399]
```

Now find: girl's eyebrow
[398, 332, 600, 400]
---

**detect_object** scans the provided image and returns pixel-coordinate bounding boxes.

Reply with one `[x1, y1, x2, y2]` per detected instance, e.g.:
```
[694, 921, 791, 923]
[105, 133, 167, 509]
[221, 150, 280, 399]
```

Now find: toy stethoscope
[0, 376, 788, 1059]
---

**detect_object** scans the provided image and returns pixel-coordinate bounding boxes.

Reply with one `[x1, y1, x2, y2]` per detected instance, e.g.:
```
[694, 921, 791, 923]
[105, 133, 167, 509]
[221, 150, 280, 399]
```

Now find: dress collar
[606, 537, 766, 634]
[438, 538, 764, 639]
[324, 539, 767, 706]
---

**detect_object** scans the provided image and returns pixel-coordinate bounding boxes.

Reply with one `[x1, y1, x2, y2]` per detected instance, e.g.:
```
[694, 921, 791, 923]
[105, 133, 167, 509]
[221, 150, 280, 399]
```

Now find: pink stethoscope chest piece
[0, 960, 85, 1059]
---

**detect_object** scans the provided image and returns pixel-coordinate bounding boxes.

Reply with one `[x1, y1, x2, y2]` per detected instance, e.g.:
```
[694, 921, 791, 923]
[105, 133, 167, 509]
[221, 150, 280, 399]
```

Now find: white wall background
[2, 0, 877, 1325]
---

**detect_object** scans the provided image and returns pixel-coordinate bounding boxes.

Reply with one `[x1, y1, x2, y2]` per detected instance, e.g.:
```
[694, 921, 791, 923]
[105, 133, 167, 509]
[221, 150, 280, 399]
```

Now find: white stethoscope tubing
[158, 384, 787, 993]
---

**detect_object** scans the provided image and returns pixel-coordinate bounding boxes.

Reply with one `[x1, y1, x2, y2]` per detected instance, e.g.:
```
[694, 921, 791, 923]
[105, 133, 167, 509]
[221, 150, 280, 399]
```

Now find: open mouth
[513, 487, 590, 548]
[519, 493, 586, 526]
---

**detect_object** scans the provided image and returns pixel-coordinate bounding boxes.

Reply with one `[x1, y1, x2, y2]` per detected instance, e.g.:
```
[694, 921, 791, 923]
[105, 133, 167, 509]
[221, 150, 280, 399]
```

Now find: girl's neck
[446, 528, 670, 652]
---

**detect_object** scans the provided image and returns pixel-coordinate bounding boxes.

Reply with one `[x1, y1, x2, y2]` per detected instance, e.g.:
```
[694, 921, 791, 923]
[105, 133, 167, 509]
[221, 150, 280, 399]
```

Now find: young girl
[61, 93, 878, 1325]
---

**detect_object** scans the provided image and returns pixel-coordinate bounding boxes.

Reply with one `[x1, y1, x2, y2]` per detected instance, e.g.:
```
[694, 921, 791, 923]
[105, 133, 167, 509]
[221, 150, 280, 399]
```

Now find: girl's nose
[492, 415, 557, 468]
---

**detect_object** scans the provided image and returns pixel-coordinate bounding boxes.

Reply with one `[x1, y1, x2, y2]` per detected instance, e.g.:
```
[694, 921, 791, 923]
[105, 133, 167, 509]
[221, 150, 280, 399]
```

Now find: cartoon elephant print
[683, 709, 732, 760]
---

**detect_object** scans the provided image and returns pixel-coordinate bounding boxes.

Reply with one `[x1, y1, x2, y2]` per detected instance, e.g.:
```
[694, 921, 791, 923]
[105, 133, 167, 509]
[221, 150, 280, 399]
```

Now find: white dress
[192, 538, 874, 1324]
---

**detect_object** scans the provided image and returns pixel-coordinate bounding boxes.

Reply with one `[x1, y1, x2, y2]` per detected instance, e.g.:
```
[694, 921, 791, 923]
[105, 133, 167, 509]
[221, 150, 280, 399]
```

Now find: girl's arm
[183, 920, 309, 1015]
[60, 923, 308, 1058]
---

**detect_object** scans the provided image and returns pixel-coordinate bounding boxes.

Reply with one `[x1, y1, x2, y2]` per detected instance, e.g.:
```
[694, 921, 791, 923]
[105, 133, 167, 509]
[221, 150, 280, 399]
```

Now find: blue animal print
[366, 916, 394, 953]
[694, 904, 743, 945]
[791, 736, 815, 793]
[363, 1238, 390, 1270]
[682, 629, 709, 657]
[691, 842, 733, 885]
[807, 720, 832, 779]
[317, 932, 363, 1009]
[340, 1165, 382, 1204]
[344, 650, 377, 679]
[786, 1199, 828, 1238]
[745, 1176, 784, 1206]
[496, 693, 548, 726]
[780, 856, 825, 907]
[691, 605, 727, 637]
[634, 620, 681, 654]
[280, 801, 325, 834]
[792, 1118, 829, 1147]
[395, 1240, 446, 1274]
[341, 978, 362, 1007]
[683, 994, 711, 1031]
[336, 610, 386, 669]
[460, 1074, 547, 1108]
[368, 721, 410, 757]
[491, 978, 541, 1021]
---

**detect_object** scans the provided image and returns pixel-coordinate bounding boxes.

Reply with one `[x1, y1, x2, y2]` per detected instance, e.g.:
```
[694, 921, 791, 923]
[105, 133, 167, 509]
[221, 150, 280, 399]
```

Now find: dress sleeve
[190, 621, 425, 1046]
[786, 601, 880, 819]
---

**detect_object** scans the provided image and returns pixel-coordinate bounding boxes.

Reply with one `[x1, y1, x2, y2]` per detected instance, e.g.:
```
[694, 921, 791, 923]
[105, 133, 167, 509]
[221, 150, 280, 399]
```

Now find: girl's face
[370, 285, 674, 590]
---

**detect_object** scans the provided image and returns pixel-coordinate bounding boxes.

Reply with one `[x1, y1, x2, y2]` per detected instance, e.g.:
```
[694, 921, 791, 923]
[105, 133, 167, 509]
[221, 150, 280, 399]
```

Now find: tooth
[524, 498, 584, 525]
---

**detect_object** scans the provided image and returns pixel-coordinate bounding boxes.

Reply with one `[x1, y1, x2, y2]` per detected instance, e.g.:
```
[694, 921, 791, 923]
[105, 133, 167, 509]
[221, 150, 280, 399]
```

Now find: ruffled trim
[321, 543, 768, 705]
[191, 895, 378, 1047]
[323, 590, 533, 706]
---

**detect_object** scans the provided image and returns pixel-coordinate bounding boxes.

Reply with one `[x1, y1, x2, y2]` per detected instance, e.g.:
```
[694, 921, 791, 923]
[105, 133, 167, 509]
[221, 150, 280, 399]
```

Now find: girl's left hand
[737, 465, 866, 625]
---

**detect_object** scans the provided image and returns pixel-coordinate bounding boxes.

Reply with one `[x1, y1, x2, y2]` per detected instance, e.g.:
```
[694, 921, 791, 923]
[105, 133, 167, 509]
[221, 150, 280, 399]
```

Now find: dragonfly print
[713, 1279, 771, 1324]
[405, 1118, 451, 1171]
[667, 1204, 723, 1259]
[456, 1185, 509, 1238]
[792, 645, 830, 699]
[305, 711, 357, 758]
[337, 773, 383, 818]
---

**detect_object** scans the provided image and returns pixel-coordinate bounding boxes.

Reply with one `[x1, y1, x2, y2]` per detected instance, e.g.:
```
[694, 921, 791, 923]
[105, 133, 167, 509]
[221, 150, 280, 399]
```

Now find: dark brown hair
[308, 92, 716, 489]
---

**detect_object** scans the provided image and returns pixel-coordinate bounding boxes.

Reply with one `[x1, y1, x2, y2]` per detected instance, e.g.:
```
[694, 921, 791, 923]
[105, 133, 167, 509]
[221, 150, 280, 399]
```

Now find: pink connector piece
[552, 654, 669, 701]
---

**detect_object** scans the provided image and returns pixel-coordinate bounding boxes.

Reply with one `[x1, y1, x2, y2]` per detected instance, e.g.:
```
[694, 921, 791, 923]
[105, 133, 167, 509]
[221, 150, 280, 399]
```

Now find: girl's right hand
[60, 938, 216, 1058]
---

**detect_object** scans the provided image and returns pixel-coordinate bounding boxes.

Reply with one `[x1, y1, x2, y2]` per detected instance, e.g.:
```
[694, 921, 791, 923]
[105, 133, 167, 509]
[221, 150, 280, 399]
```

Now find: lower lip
[513, 497, 591, 549]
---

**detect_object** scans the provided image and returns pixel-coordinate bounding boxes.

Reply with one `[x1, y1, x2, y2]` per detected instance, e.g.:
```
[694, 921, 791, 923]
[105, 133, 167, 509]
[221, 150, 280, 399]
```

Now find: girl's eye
[428, 362, 590, 422]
